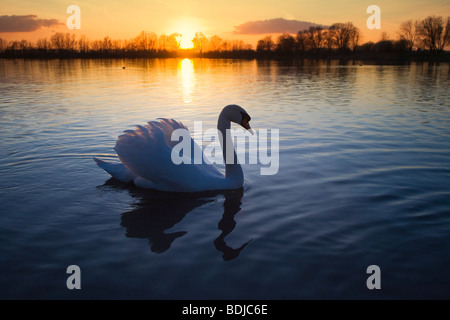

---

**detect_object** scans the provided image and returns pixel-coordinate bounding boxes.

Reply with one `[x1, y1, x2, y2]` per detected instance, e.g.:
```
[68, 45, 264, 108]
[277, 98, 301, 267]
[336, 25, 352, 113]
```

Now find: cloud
[0, 15, 63, 32]
[234, 18, 327, 35]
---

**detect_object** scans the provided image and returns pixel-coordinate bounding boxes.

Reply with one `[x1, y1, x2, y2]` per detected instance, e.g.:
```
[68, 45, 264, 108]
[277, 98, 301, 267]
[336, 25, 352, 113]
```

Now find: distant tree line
[0, 31, 253, 58]
[257, 16, 449, 60]
[0, 15, 448, 61]
[257, 22, 361, 55]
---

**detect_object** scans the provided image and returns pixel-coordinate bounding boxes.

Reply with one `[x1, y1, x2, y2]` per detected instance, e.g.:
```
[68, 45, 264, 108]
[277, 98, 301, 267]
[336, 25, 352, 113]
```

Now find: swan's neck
[218, 115, 243, 187]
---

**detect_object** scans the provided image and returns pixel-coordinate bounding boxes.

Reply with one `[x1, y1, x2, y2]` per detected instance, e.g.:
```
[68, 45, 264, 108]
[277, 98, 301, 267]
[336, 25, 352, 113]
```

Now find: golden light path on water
[178, 58, 195, 104]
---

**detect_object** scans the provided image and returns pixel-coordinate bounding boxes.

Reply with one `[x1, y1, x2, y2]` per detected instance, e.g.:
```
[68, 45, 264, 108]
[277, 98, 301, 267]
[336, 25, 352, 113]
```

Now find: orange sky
[1, 0, 449, 46]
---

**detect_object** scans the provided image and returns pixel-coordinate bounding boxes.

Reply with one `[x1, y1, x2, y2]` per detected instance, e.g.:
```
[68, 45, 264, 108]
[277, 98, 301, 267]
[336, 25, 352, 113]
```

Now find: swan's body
[94, 105, 252, 192]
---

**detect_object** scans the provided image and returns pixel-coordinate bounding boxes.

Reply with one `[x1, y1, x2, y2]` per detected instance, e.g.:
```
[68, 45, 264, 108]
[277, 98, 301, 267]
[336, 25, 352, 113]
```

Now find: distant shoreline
[1, 50, 449, 63]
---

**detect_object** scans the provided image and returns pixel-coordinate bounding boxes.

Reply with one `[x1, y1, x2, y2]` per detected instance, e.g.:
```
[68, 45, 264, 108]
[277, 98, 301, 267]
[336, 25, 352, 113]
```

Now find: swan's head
[220, 104, 253, 134]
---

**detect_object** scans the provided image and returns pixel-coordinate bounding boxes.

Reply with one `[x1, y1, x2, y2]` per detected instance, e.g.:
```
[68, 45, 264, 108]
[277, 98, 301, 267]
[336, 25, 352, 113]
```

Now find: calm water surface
[0, 58, 449, 299]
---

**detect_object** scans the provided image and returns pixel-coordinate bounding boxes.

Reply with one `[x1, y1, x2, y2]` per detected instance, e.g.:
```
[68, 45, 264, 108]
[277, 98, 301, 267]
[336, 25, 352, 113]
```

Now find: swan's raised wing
[114, 119, 225, 192]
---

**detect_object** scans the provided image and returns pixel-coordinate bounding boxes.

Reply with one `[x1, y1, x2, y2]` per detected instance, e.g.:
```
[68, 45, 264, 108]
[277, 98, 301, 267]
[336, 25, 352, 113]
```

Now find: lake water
[0, 58, 449, 300]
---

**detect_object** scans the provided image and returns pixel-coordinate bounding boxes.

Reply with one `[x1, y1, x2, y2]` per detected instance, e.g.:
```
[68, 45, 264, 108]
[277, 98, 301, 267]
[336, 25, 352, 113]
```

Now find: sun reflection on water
[178, 58, 195, 104]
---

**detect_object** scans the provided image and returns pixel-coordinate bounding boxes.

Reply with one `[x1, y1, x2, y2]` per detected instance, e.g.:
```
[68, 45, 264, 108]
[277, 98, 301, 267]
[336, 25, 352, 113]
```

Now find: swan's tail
[94, 157, 136, 183]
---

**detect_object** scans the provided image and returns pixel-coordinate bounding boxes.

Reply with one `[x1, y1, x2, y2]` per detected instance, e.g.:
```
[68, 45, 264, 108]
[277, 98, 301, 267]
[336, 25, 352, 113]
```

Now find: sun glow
[179, 34, 194, 49]
[170, 17, 203, 49]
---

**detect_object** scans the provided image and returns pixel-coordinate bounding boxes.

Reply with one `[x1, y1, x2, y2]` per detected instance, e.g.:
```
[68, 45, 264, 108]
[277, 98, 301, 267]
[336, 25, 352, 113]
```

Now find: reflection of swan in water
[214, 188, 252, 261]
[100, 179, 252, 260]
[121, 189, 212, 254]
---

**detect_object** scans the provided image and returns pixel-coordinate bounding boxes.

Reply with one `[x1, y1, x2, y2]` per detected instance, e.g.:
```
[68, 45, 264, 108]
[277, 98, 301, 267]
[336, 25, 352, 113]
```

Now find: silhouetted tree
[305, 26, 325, 52]
[112, 39, 123, 52]
[50, 32, 65, 51]
[91, 40, 102, 51]
[231, 39, 250, 51]
[135, 31, 158, 52]
[295, 31, 307, 53]
[50, 32, 76, 51]
[276, 32, 296, 54]
[123, 39, 134, 52]
[379, 31, 390, 41]
[7, 41, 20, 51]
[101, 36, 113, 52]
[257, 35, 275, 52]
[398, 20, 419, 51]
[416, 15, 450, 53]
[167, 33, 181, 52]
[158, 34, 169, 51]
[323, 29, 334, 51]
[16, 40, 32, 54]
[65, 33, 77, 51]
[329, 22, 360, 51]
[78, 35, 90, 52]
[36, 38, 51, 51]
[192, 32, 208, 54]
[209, 35, 223, 52]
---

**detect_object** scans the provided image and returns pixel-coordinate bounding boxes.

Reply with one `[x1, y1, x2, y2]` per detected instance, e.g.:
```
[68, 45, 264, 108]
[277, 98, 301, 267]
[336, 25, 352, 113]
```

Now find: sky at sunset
[1, 0, 449, 46]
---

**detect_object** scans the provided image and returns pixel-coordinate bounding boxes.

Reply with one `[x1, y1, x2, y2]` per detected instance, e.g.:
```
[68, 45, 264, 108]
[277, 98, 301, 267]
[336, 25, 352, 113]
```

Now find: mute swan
[94, 105, 252, 192]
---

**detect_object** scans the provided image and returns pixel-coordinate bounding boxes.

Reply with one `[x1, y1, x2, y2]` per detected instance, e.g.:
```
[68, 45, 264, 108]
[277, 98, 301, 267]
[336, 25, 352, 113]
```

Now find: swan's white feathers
[93, 157, 136, 183]
[151, 118, 187, 148]
[112, 118, 226, 192]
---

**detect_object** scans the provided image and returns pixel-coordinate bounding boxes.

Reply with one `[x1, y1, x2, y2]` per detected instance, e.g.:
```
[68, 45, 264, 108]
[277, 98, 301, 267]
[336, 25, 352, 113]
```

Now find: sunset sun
[179, 33, 194, 49]
[170, 17, 203, 49]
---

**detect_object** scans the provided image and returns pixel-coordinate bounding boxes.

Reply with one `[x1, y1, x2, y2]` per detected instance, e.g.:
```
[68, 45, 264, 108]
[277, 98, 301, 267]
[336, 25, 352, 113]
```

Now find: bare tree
[192, 32, 208, 54]
[51, 32, 66, 51]
[231, 39, 242, 51]
[78, 35, 90, 52]
[379, 31, 390, 41]
[209, 35, 223, 52]
[91, 40, 102, 51]
[257, 36, 275, 52]
[230, 39, 251, 51]
[305, 27, 325, 51]
[112, 39, 123, 52]
[398, 20, 419, 51]
[416, 15, 450, 52]
[295, 31, 307, 53]
[0, 38, 5, 52]
[322, 29, 334, 50]
[101, 36, 113, 52]
[220, 40, 231, 52]
[123, 39, 133, 52]
[135, 31, 158, 51]
[18, 40, 32, 52]
[36, 38, 51, 51]
[167, 33, 181, 52]
[65, 33, 77, 51]
[50, 32, 76, 51]
[276, 32, 296, 53]
[330, 22, 360, 51]
[158, 34, 169, 51]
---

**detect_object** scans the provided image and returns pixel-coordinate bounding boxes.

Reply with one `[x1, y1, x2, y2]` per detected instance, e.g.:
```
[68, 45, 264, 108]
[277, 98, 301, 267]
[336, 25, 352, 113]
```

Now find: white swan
[94, 105, 252, 192]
